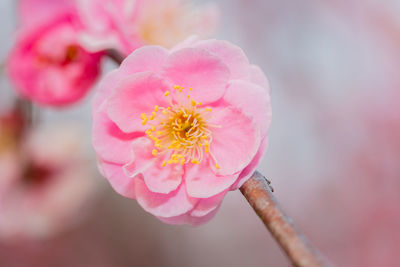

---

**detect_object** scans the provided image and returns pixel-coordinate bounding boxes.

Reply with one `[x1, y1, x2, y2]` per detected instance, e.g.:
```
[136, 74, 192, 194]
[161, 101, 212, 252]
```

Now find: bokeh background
[1, 0, 400, 266]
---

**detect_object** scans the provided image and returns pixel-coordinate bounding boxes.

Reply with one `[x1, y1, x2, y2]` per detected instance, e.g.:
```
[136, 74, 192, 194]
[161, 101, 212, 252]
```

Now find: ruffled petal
[208, 106, 261, 175]
[157, 206, 220, 226]
[194, 39, 250, 80]
[163, 47, 230, 104]
[120, 45, 169, 75]
[107, 72, 171, 133]
[98, 161, 136, 199]
[92, 102, 142, 164]
[124, 137, 183, 194]
[190, 189, 228, 217]
[92, 69, 126, 113]
[249, 64, 270, 92]
[224, 80, 272, 136]
[134, 178, 197, 218]
[123, 137, 156, 177]
[93, 46, 169, 111]
[184, 160, 238, 198]
[230, 137, 269, 190]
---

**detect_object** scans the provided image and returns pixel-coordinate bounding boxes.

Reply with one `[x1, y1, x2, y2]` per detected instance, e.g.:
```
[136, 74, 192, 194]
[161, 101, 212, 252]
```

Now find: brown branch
[240, 171, 330, 267]
[107, 49, 125, 65]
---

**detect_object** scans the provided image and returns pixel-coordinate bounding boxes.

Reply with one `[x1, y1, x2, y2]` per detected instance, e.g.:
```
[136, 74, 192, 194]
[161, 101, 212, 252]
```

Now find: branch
[240, 171, 330, 267]
[107, 49, 124, 65]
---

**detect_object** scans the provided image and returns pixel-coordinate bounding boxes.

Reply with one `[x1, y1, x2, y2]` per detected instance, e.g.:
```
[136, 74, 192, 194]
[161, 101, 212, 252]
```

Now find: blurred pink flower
[92, 38, 272, 225]
[0, 124, 97, 240]
[78, 0, 219, 54]
[7, 0, 103, 107]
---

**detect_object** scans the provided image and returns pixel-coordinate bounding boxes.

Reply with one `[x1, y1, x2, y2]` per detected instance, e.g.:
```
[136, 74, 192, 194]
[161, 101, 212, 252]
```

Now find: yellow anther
[174, 85, 180, 90]
[187, 95, 191, 98]
[156, 131, 162, 136]
[167, 107, 171, 110]
[180, 159, 185, 165]
[189, 88, 193, 91]
[162, 161, 167, 167]
[191, 100, 197, 106]
[154, 105, 159, 112]
[198, 102, 202, 105]
[141, 119, 148, 125]
[205, 107, 212, 112]
[201, 136, 207, 139]
[149, 112, 157, 120]
[162, 110, 168, 115]
[191, 159, 201, 164]
[215, 163, 221, 169]
[151, 126, 155, 131]
[164, 91, 170, 97]
[140, 113, 147, 120]
[152, 149, 158, 156]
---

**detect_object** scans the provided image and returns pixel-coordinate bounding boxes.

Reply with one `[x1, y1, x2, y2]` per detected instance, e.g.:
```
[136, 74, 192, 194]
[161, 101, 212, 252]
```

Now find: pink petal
[120, 45, 170, 75]
[224, 80, 272, 136]
[142, 161, 183, 195]
[19, 0, 73, 27]
[134, 178, 197, 218]
[93, 46, 169, 111]
[249, 64, 270, 91]
[123, 137, 156, 177]
[92, 103, 142, 164]
[170, 35, 201, 52]
[98, 161, 136, 199]
[157, 206, 220, 226]
[107, 72, 171, 133]
[163, 47, 230, 104]
[230, 137, 269, 190]
[208, 106, 261, 175]
[123, 137, 183, 194]
[194, 39, 250, 80]
[190, 189, 228, 217]
[92, 69, 126, 113]
[184, 160, 238, 198]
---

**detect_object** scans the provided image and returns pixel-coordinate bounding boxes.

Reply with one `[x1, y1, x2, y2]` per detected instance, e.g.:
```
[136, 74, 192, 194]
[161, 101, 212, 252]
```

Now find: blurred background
[1, 0, 400, 266]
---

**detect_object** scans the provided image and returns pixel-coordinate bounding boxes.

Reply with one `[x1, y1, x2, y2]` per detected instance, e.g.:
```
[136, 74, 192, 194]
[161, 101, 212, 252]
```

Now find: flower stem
[240, 171, 330, 267]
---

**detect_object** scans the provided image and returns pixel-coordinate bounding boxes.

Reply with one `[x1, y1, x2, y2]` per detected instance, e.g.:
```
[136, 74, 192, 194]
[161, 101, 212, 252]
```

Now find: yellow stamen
[141, 84, 221, 168]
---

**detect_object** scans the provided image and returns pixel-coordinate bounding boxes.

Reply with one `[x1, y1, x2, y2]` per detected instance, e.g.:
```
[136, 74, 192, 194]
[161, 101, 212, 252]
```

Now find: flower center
[141, 86, 220, 169]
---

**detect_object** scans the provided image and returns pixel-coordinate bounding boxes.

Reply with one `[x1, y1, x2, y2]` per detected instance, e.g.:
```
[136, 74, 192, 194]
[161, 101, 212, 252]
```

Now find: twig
[240, 171, 330, 267]
[107, 49, 124, 65]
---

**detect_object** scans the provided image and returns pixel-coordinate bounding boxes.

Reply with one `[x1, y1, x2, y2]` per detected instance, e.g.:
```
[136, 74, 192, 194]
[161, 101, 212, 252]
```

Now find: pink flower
[78, 0, 219, 54]
[7, 0, 103, 107]
[92, 38, 272, 225]
[0, 123, 97, 239]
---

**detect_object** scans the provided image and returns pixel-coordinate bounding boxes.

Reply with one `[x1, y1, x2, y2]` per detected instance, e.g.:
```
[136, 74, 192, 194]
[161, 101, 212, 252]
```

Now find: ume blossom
[92, 37, 271, 225]
[7, 0, 103, 106]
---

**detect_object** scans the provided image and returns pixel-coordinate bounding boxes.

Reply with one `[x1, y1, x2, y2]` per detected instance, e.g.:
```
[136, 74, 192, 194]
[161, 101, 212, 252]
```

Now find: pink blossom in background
[0, 123, 97, 240]
[7, 0, 103, 107]
[92, 37, 271, 225]
[78, 0, 219, 55]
